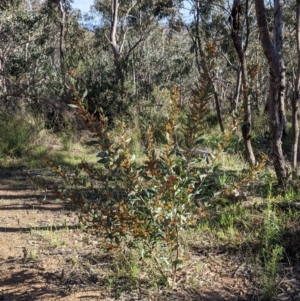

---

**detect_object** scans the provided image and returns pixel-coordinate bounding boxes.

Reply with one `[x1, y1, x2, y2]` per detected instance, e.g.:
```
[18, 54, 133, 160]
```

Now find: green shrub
[47, 82, 269, 288]
[0, 114, 36, 157]
[48, 83, 214, 285]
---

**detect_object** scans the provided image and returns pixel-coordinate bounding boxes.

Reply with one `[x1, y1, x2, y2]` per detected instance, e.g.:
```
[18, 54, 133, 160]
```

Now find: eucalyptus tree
[42, 0, 74, 73]
[255, 0, 287, 181]
[0, 0, 86, 127]
[292, 0, 300, 177]
[230, 0, 255, 165]
[0, 0, 45, 110]
[86, 0, 189, 118]
[93, 0, 183, 86]
[82, 17, 195, 120]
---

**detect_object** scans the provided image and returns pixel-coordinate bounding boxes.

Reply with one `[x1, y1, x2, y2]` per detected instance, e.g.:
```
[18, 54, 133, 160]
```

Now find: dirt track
[0, 170, 299, 301]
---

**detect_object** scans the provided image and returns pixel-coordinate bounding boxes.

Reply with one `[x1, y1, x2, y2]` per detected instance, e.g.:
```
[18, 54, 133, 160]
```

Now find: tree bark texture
[230, 0, 256, 165]
[254, 0, 287, 181]
[110, 0, 121, 61]
[273, 0, 287, 136]
[292, 0, 300, 178]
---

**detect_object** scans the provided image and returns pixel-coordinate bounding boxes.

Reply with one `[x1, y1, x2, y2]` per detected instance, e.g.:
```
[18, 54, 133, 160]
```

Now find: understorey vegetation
[1, 0, 300, 300]
[44, 81, 299, 300]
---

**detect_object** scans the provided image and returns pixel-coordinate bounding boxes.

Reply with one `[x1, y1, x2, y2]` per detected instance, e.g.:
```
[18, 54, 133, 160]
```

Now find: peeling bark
[109, 0, 121, 61]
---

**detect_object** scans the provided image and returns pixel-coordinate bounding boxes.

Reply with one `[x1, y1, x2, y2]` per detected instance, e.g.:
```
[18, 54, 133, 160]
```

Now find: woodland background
[1, 0, 298, 179]
[1, 1, 300, 300]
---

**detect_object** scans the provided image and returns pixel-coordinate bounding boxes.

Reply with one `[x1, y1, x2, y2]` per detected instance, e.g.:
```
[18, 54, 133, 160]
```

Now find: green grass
[0, 114, 37, 158]
[28, 249, 38, 260]
[33, 226, 67, 248]
[0, 128, 98, 170]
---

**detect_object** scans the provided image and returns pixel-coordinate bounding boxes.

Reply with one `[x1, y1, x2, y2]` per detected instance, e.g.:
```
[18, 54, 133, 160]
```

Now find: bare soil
[0, 169, 299, 301]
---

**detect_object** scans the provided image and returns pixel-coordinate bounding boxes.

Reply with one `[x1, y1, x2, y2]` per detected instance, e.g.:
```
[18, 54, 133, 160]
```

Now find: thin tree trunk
[214, 91, 224, 133]
[109, 0, 121, 61]
[0, 48, 8, 101]
[59, 0, 66, 72]
[233, 68, 241, 110]
[274, 0, 288, 137]
[108, 0, 144, 87]
[230, 0, 255, 165]
[255, 0, 287, 181]
[292, 0, 300, 178]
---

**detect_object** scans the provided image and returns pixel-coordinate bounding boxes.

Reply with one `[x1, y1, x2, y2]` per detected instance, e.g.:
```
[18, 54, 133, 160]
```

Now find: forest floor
[0, 168, 300, 301]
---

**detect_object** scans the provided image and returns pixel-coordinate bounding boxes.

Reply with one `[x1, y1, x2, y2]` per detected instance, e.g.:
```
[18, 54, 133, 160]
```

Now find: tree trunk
[292, 0, 300, 178]
[0, 48, 8, 103]
[59, 0, 66, 72]
[214, 91, 224, 133]
[274, 0, 288, 137]
[109, 0, 121, 61]
[233, 68, 241, 111]
[230, 0, 255, 165]
[254, 0, 287, 181]
[108, 0, 142, 87]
